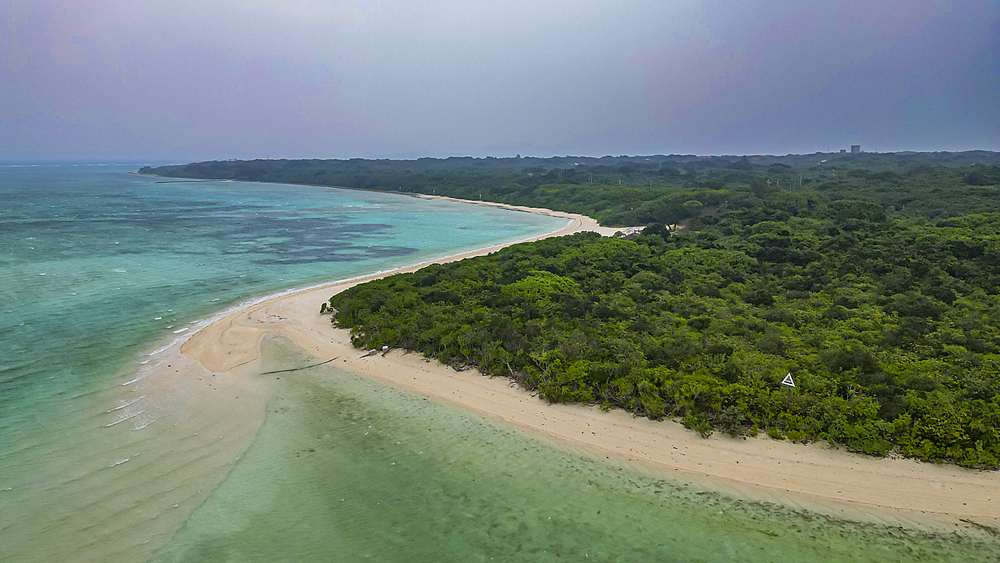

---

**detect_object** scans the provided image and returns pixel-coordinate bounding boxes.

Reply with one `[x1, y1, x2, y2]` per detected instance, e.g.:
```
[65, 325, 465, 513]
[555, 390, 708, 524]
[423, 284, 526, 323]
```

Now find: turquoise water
[1, 166, 996, 561]
[0, 165, 565, 561]
[0, 165, 562, 430]
[155, 336, 999, 562]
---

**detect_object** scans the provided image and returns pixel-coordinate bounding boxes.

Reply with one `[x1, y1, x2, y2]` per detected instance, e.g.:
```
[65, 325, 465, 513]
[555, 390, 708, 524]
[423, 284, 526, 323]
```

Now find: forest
[149, 152, 1000, 466]
[141, 151, 998, 225]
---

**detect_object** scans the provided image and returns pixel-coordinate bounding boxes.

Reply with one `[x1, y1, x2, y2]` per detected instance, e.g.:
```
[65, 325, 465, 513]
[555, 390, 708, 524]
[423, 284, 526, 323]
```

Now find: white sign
[781, 373, 795, 387]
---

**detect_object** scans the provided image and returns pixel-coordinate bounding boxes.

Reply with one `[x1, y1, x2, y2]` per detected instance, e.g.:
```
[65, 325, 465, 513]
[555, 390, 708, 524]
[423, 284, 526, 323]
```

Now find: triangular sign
[782, 373, 795, 387]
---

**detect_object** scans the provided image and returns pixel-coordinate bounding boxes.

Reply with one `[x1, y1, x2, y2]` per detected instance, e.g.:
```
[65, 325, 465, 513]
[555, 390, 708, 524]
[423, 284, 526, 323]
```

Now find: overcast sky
[2, 1, 997, 161]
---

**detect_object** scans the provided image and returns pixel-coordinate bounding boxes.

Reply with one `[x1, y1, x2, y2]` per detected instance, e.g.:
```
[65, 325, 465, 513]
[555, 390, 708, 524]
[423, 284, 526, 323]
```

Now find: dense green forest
[151, 152, 1000, 466]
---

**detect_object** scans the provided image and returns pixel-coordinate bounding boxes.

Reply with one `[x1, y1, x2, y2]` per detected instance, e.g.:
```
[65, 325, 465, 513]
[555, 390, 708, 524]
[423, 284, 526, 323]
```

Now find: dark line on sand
[261, 357, 339, 375]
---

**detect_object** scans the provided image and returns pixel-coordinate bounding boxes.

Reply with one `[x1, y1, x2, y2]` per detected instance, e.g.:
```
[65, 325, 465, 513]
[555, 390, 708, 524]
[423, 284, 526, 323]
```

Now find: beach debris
[259, 357, 339, 375]
[959, 519, 1000, 538]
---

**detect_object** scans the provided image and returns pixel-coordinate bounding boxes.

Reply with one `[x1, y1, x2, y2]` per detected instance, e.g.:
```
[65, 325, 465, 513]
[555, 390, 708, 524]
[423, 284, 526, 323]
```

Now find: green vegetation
[151, 151, 1000, 466]
[141, 151, 999, 226]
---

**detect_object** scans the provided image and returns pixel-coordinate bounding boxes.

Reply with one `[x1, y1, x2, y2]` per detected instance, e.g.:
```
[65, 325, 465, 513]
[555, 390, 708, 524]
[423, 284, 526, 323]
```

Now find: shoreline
[166, 183, 999, 533]
[179, 198, 607, 372]
[134, 171, 631, 236]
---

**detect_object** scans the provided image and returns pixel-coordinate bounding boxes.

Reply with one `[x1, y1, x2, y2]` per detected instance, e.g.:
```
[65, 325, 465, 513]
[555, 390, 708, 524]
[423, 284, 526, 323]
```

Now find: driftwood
[260, 357, 339, 375]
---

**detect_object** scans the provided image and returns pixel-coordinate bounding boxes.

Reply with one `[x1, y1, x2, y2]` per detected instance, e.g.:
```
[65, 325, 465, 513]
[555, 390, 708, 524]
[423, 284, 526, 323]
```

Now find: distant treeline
[151, 152, 1000, 466]
[142, 151, 1000, 225]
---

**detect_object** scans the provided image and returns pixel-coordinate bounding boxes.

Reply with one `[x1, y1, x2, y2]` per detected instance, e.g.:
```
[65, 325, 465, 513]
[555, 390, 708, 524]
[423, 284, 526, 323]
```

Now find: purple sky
[2, 1, 997, 161]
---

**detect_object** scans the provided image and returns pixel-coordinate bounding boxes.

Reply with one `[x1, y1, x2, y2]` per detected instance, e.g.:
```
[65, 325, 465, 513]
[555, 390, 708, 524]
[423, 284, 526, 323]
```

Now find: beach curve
[179, 195, 1000, 533]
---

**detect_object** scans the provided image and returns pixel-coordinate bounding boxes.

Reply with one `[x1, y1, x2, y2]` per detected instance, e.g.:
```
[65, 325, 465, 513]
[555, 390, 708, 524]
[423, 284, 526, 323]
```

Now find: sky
[2, 1, 998, 161]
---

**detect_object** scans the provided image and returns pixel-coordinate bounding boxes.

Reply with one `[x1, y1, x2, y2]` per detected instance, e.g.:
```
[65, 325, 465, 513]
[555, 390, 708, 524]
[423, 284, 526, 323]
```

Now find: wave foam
[104, 408, 146, 427]
[107, 395, 146, 412]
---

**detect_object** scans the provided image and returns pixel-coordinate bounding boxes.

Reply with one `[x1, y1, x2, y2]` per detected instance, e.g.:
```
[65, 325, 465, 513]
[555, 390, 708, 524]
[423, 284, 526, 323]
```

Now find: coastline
[134, 172, 628, 237]
[173, 190, 999, 533]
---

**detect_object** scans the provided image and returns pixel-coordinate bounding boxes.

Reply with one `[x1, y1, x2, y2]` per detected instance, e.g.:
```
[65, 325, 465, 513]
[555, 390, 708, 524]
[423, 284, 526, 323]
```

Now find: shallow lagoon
[156, 336, 999, 562]
[0, 165, 563, 561]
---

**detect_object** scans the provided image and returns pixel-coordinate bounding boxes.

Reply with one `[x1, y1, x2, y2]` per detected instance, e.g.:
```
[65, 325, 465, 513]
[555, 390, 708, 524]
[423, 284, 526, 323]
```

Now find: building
[851, 145, 861, 154]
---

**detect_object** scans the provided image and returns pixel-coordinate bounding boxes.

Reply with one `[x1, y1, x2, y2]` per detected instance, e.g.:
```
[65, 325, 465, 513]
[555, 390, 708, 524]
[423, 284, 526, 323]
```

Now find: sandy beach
[178, 197, 1000, 533]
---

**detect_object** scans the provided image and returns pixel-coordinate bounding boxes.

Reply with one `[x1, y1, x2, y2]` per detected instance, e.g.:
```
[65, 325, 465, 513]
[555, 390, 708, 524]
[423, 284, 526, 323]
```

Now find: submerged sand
[179, 198, 1000, 532]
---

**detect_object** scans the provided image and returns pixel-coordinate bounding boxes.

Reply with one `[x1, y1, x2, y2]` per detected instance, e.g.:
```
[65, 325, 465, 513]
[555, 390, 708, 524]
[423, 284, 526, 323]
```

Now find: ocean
[0, 165, 995, 561]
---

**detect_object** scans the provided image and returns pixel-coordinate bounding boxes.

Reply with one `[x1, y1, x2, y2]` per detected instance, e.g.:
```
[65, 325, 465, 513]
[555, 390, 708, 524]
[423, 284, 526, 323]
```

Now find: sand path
[180, 197, 999, 532]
